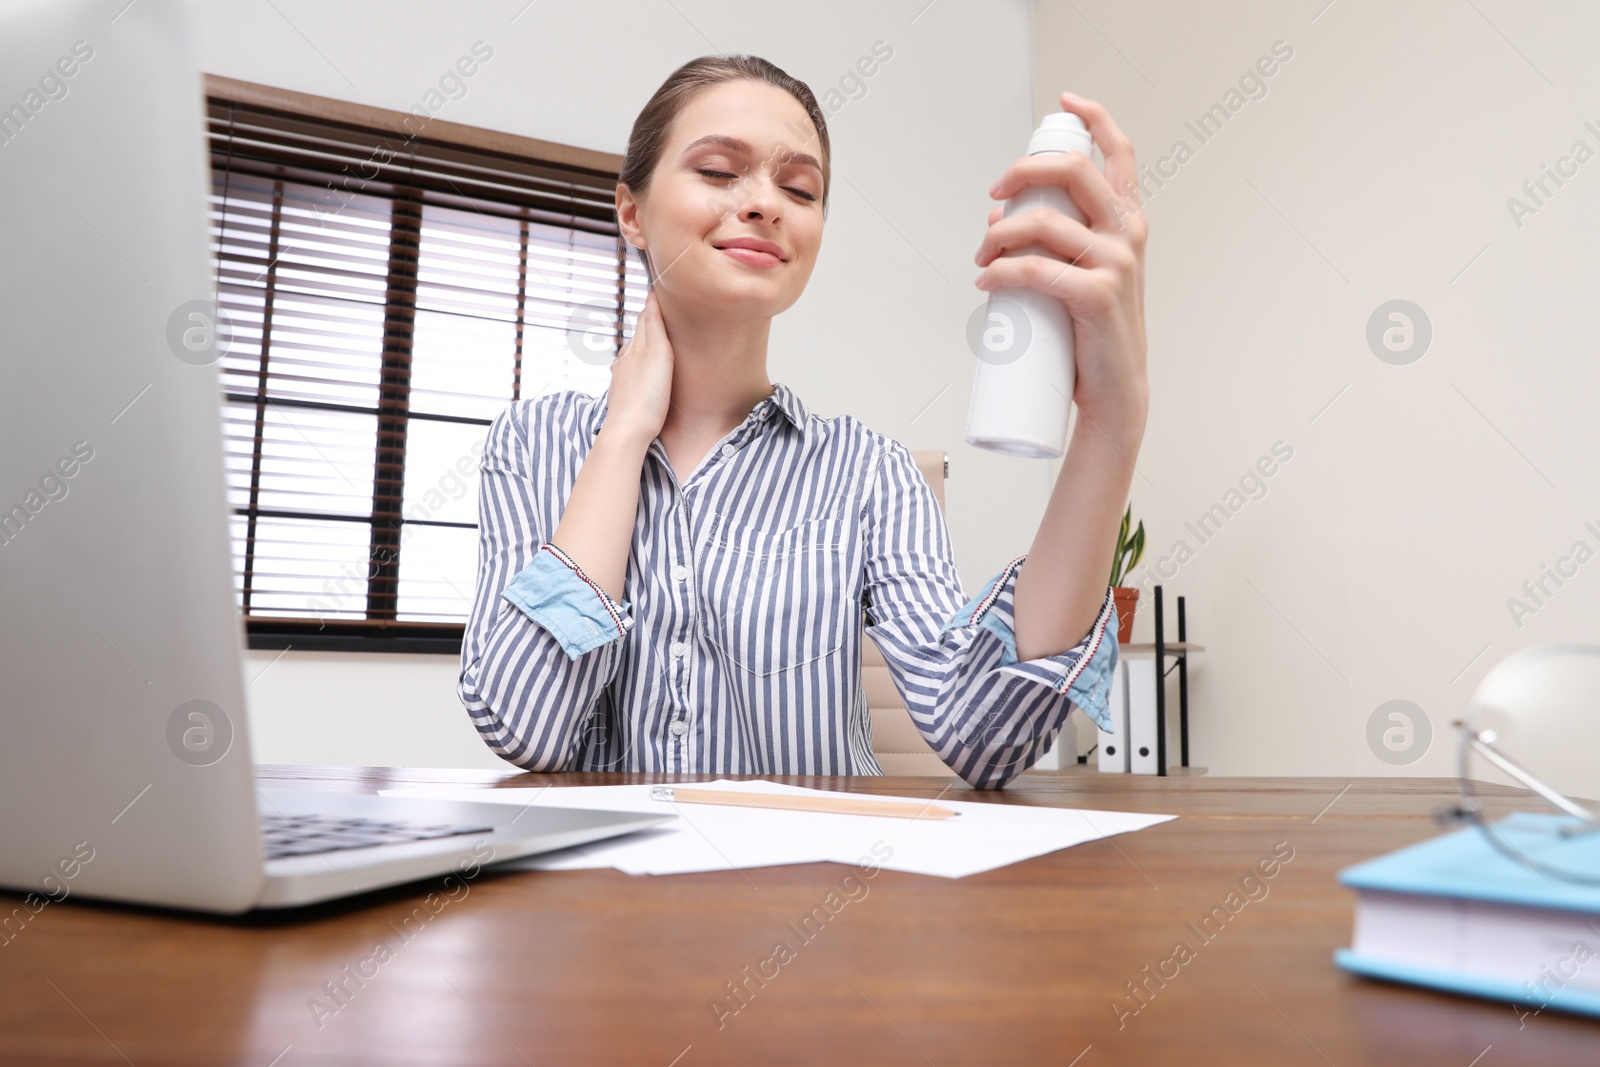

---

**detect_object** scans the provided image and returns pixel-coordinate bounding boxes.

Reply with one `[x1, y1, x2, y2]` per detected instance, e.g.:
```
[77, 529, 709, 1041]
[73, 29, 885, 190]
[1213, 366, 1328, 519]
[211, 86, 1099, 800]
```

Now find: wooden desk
[2, 768, 1593, 1065]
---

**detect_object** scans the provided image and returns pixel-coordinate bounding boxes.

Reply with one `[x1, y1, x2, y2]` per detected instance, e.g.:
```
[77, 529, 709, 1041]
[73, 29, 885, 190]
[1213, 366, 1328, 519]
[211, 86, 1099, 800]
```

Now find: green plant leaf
[1108, 505, 1146, 588]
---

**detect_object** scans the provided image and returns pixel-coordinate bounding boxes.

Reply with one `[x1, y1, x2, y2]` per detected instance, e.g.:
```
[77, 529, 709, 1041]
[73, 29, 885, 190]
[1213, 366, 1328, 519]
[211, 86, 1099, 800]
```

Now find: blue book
[1335, 812, 1600, 1020]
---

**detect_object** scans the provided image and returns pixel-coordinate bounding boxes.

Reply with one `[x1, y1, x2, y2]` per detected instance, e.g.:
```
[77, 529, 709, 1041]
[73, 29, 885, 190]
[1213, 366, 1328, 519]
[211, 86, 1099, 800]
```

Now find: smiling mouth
[717, 246, 785, 267]
[712, 237, 788, 266]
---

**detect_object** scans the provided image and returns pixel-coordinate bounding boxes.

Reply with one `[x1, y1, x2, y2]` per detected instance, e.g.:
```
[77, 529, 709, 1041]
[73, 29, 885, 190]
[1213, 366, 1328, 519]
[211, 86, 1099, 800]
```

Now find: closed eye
[697, 169, 818, 203]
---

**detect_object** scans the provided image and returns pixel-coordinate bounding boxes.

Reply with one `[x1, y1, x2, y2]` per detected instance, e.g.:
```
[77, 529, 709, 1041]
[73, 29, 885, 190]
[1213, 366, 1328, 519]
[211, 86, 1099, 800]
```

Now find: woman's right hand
[602, 288, 674, 448]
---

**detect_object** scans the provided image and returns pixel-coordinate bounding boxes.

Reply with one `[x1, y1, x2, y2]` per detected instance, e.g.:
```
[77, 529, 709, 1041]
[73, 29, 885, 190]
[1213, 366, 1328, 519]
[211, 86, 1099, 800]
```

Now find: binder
[1097, 660, 1130, 773]
[1126, 657, 1160, 775]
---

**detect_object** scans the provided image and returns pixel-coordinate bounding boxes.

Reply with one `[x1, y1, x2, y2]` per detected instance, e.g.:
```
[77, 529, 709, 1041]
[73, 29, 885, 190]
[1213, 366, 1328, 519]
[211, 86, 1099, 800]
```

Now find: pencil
[648, 786, 959, 820]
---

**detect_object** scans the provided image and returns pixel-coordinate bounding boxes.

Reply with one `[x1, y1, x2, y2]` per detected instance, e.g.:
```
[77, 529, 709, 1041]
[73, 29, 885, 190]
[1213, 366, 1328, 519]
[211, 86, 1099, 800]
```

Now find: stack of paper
[379, 778, 1176, 878]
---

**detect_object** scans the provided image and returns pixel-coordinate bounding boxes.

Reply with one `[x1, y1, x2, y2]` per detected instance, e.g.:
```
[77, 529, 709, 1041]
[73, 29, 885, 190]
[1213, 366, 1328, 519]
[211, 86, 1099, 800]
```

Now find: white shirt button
[671, 563, 689, 581]
[670, 720, 688, 737]
[670, 640, 689, 657]
[720, 443, 736, 458]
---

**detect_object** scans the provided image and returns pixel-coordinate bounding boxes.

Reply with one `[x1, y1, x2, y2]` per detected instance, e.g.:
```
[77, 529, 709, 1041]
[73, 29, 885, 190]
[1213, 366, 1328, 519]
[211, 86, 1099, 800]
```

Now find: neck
[653, 291, 776, 444]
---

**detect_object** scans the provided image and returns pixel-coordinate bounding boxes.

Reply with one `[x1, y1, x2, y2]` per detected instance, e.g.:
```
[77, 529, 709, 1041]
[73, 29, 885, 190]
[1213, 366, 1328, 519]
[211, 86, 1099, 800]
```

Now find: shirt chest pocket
[701, 514, 852, 678]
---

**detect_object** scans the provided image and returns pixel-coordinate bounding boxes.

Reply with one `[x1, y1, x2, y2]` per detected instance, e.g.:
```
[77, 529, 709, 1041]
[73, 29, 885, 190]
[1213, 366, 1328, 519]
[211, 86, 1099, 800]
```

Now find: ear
[615, 183, 647, 253]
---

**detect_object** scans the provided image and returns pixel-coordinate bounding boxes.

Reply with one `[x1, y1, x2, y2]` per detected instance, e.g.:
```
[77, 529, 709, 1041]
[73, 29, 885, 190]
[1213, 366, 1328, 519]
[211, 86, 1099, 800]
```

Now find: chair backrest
[863, 450, 954, 775]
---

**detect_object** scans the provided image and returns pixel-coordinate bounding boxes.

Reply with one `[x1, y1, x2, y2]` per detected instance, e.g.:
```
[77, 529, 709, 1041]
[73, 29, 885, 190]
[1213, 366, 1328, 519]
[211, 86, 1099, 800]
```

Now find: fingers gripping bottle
[965, 112, 1096, 459]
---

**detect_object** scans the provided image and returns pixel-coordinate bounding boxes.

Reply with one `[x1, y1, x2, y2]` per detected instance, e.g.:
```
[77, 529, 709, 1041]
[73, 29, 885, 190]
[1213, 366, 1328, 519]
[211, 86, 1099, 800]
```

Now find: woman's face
[618, 79, 826, 320]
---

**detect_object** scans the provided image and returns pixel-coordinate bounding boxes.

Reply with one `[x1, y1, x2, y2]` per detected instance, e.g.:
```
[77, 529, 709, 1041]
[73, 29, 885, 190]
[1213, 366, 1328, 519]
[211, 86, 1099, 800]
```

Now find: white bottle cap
[1027, 112, 1093, 156]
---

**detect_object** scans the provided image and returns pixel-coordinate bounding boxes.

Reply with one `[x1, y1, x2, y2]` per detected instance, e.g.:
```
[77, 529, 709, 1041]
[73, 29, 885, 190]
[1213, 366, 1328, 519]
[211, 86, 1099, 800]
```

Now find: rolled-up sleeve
[862, 440, 1121, 789]
[502, 542, 635, 660]
[457, 403, 630, 771]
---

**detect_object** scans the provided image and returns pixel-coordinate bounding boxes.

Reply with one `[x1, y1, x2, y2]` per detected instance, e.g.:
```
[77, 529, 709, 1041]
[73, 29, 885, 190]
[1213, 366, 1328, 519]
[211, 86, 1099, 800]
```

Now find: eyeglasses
[1435, 645, 1600, 887]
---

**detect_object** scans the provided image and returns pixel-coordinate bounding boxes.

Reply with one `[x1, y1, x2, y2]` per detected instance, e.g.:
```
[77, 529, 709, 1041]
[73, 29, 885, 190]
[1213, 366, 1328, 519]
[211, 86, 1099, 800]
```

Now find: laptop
[0, 0, 669, 913]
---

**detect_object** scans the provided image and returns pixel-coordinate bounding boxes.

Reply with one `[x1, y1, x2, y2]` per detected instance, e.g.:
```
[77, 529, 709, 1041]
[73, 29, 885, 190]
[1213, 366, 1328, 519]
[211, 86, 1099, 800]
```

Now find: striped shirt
[457, 382, 1118, 789]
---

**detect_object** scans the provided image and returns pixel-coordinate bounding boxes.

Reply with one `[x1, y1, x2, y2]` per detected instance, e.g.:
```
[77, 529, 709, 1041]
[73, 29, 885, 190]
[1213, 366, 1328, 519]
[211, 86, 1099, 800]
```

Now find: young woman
[457, 55, 1148, 789]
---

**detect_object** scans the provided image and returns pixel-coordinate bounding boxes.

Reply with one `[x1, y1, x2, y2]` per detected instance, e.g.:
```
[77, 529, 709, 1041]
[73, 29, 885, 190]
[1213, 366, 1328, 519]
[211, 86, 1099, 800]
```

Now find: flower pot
[1112, 587, 1139, 645]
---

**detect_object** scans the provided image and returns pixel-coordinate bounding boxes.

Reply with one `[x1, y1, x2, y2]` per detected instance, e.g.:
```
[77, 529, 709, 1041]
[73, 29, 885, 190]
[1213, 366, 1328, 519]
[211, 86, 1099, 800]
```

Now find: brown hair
[618, 55, 832, 221]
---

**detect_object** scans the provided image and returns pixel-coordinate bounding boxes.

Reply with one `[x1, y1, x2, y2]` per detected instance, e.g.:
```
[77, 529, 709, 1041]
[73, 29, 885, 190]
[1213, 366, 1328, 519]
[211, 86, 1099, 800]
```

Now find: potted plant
[1108, 504, 1145, 645]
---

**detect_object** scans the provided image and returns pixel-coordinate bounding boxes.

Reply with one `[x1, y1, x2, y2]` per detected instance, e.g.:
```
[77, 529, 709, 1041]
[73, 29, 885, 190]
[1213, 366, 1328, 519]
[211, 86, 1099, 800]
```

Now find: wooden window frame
[206, 75, 627, 655]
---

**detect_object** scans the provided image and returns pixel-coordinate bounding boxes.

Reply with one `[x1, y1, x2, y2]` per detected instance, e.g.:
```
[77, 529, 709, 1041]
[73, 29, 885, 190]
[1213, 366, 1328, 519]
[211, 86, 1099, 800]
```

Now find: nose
[731, 166, 783, 226]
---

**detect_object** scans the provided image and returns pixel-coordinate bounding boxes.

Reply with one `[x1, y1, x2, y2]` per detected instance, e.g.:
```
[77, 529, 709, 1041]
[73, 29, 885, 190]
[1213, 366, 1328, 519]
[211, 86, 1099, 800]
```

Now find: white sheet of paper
[379, 780, 1176, 879]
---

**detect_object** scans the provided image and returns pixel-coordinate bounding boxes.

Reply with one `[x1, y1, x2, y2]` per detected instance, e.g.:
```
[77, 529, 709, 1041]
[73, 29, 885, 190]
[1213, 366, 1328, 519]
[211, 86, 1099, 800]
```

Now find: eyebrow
[679, 134, 824, 176]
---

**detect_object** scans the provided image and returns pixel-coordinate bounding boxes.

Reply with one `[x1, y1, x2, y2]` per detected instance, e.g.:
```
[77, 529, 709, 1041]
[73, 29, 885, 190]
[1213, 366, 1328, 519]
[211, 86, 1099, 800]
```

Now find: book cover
[1335, 811, 1600, 1017]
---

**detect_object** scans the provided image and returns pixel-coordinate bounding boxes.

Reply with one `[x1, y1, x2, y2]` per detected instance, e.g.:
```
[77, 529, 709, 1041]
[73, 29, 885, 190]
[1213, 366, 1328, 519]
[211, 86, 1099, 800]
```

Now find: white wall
[198, 0, 1055, 769]
[1034, 0, 1600, 776]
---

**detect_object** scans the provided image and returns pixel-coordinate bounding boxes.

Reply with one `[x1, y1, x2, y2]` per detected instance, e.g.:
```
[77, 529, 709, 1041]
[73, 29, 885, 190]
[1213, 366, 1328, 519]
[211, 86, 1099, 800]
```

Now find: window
[205, 77, 646, 653]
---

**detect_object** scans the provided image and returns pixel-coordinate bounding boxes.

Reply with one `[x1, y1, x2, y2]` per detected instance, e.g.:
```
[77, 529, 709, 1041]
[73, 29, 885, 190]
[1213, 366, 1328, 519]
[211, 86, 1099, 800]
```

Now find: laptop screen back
[0, 0, 263, 912]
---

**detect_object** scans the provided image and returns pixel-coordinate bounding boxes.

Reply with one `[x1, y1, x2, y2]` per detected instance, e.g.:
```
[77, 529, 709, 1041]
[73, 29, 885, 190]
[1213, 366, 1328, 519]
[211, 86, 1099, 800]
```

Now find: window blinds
[206, 92, 646, 643]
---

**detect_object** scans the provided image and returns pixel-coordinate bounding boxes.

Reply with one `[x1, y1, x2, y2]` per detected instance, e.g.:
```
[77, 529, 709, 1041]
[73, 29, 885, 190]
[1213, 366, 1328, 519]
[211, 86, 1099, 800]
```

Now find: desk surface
[2, 768, 1592, 1065]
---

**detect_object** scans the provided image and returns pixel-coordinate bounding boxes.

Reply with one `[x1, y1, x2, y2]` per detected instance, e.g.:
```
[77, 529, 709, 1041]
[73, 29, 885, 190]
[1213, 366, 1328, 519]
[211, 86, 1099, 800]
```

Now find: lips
[713, 236, 787, 266]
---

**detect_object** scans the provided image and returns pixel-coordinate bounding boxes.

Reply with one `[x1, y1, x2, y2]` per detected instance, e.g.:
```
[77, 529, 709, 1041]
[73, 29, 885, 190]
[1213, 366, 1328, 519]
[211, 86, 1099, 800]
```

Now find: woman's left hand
[973, 91, 1149, 448]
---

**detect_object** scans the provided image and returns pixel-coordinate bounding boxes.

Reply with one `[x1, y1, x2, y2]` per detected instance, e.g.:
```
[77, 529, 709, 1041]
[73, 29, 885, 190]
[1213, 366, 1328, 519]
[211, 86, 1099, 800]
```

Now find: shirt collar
[762, 381, 810, 436]
[588, 381, 810, 440]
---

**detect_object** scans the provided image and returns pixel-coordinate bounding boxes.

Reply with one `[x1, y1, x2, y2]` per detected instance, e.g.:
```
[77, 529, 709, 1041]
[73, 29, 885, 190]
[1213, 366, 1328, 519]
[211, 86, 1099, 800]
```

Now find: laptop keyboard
[261, 812, 494, 860]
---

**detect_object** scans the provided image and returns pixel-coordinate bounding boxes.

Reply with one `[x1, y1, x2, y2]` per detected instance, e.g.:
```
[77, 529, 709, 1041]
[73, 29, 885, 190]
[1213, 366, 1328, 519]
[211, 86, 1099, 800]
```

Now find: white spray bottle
[964, 112, 1095, 459]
